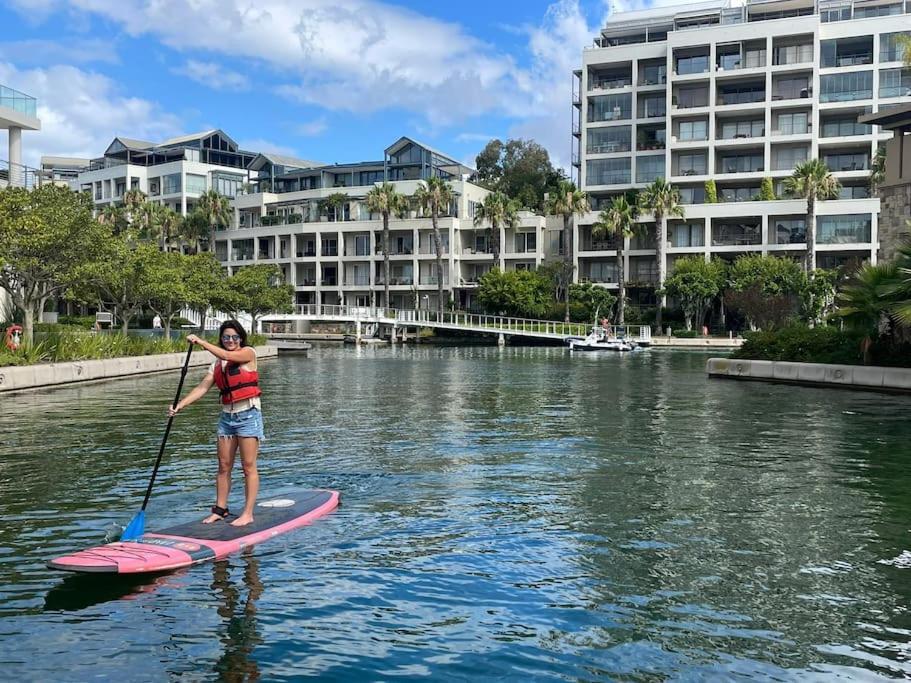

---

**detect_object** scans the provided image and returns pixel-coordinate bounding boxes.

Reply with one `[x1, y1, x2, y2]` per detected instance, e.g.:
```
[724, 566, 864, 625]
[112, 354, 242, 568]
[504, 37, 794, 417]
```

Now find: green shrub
[733, 325, 865, 365]
[672, 329, 700, 338]
[704, 179, 717, 204]
[58, 315, 95, 328]
[760, 177, 775, 201]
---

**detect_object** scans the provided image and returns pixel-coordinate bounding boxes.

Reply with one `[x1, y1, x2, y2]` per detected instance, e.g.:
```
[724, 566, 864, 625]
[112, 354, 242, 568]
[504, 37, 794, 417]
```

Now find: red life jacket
[213, 361, 261, 405]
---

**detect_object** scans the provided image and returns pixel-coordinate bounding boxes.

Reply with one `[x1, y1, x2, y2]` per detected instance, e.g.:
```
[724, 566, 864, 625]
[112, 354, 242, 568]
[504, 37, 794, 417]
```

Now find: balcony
[344, 275, 370, 286]
[773, 44, 814, 66]
[321, 277, 338, 286]
[0, 84, 37, 117]
[581, 237, 621, 252]
[712, 223, 762, 246]
[586, 173, 631, 186]
[717, 88, 765, 106]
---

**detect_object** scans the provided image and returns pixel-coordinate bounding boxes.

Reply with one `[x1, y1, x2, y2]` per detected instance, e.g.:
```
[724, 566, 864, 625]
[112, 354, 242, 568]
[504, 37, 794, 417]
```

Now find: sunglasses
[221, 335, 241, 342]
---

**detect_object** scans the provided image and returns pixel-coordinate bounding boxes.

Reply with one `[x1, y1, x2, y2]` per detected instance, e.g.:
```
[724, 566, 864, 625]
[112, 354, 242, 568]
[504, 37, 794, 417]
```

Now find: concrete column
[8, 127, 21, 187]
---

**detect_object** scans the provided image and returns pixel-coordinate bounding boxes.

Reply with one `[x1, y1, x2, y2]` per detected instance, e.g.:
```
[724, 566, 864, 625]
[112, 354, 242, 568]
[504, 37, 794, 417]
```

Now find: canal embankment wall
[0, 346, 278, 394]
[706, 357, 911, 394]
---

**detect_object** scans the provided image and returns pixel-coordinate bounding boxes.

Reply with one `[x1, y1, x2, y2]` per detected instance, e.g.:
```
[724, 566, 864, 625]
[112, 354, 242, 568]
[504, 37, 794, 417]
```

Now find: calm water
[2, 346, 911, 681]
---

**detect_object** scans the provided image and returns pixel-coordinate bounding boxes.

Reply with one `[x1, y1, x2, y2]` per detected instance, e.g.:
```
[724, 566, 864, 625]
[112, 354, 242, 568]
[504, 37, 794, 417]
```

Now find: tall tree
[142, 250, 189, 338]
[190, 189, 232, 252]
[414, 177, 453, 316]
[833, 262, 897, 365]
[546, 181, 590, 322]
[475, 138, 565, 212]
[639, 178, 684, 332]
[97, 204, 129, 236]
[783, 159, 840, 273]
[182, 252, 228, 332]
[662, 256, 727, 332]
[0, 186, 109, 344]
[366, 182, 406, 308]
[219, 264, 294, 333]
[76, 241, 158, 334]
[122, 188, 147, 221]
[592, 195, 640, 325]
[473, 191, 519, 267]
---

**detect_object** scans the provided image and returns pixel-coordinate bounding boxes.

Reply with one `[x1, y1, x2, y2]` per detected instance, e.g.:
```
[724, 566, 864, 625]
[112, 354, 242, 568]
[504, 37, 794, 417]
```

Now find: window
[881, 32, 911, 62]
[719, 153, 764, 173]
[773, 77, 810, 100]
[638, 94, 666, 118]
[321, 238, 338, 257]
[820, 72, 873, 102]
[678, 120, 708, 141]
[586, 158, 630, 185]
[675, 86, 708, 109]
[820, 37, 873, 67]
[185, 173, 206, 195]
[820, 116, 871, 137]
[817, 215, 871, 244]
[676, 152, 707, 176]
[636, 155, 665, 183]
[854, 3, 902, 18]
[358, 170, 384, 185]
[514, 232, 537, 253]
[720, 186, 760, 202]
[389, 143, 423, 165]
[822, 152, 869, 171]
[587, 261, 618, 283]
[839, 185, 871, 199]
[213, 173, 243, 198]
[720, 119, 764, 139]
[588, 94, 632, 122]
[587, 126, 631, 153]
[162, 173, 181, 194]
[712, 220, 761, 245]
[821, 6, 852, 22]
[776, 112, 809, 135]
[717, 84, 765, 105]
[770, 218, 806, 245]
[772, 146, 809, 171]
[675, 54, 710, 75]
[639, 63, 666, 85]
[773, 43, 813, 65]
[880, 69, 911, 98]
[354, 235, 369, 256]
[678, 186, 706, 204]
[671, 222, 704, 247]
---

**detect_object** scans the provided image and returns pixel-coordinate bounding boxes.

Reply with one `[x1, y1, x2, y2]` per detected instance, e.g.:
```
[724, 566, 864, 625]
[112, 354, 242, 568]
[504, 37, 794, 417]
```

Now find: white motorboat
[568, 327, 636, 352]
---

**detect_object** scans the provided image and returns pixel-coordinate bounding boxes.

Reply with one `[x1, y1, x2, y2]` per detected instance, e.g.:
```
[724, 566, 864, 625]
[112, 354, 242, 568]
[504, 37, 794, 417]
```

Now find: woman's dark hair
[217, 319, 249, 349]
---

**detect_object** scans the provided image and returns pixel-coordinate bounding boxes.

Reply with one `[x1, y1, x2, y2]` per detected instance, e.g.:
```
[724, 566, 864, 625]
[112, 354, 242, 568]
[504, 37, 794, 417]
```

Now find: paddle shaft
[139, 343, 194, 511]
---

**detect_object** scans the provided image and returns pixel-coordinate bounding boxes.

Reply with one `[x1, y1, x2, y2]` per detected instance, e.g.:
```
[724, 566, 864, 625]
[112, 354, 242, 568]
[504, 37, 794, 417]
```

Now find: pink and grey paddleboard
[47, 489, 339, 574]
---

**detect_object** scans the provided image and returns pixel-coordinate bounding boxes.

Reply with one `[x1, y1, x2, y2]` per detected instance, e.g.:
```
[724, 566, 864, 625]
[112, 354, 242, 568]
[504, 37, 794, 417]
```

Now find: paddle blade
[120, 511, 145, 541]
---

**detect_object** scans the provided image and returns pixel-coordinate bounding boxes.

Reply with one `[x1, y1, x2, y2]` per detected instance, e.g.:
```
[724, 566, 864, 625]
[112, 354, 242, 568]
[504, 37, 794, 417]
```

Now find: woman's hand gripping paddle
[121, 342, 195, 541]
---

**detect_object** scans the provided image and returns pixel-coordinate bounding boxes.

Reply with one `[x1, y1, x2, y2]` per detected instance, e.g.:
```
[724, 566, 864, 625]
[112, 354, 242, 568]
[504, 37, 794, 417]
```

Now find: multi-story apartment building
[78, 129, 256, 216]
[573, 0, 910, 303]
[40, 156, 90, 190]
[223, 137, 545, 311]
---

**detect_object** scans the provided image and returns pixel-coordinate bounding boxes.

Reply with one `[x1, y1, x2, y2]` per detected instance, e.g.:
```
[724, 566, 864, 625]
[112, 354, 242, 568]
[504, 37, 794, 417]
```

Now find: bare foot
[202, 513, 225, 524]
[230, 513, 254, 527]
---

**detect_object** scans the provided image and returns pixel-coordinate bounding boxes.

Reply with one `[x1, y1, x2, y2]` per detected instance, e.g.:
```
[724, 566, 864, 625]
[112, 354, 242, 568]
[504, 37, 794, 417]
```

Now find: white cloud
[455, 133, 498, 144]
[295, 117, 328, 137]
[172, 60, 250, 91]
[0, 63, 183, 167]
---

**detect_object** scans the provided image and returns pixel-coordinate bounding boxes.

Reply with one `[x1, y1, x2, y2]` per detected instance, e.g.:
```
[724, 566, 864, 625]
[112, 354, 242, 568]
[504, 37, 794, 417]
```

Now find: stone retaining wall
[706, 357, 911, 393]
[0, 346, 277, 394]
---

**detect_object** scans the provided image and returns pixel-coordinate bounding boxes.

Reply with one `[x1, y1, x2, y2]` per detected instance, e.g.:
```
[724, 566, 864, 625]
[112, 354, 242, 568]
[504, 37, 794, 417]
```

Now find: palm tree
[123, 188, 147, 222]
[592, 195, 640, 325]
[193, 188, 232, 251]
[833, 262, 898, 364]
[473, 191, 519, 267]
[545, 180, 590, 322]
[870, 146, 886, 193]
[98, 204, 128, 235]
[899, 34, 911, 65]
[783, 159, 840, 273]
[882, 239, 911, 327]
[414, 177, 453, 316]
[325, 192, 349, 222]
[133, 201, 161, 244]
[638, 178, 683, 332]
[155, 205, 182, 252]
[366, 182, 406, 308]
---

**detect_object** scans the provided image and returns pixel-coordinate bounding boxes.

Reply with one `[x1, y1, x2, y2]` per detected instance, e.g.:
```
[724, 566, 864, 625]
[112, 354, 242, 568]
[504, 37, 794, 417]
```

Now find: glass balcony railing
[0, 84, 37, 117]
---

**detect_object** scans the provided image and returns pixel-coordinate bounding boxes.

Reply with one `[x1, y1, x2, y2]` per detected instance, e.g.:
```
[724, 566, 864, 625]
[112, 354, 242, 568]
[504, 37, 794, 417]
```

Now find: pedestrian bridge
[260, 304, 653, 345]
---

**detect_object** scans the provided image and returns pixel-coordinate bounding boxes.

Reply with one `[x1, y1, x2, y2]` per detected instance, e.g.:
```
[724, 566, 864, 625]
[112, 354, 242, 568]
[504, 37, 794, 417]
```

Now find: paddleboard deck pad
[47, 489, 339, 574]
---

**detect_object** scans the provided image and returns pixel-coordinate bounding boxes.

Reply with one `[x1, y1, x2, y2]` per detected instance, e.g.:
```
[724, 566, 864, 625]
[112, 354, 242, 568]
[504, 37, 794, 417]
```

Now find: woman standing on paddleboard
[169, 320, 263, 527]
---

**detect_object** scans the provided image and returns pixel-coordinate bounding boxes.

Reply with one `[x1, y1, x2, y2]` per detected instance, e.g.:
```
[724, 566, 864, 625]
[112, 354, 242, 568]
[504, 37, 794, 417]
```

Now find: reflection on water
[1, 346, 911, 679]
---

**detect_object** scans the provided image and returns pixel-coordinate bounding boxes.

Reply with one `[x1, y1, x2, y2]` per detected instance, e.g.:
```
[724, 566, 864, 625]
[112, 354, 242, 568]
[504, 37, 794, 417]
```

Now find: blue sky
[0, 0, 674, 171]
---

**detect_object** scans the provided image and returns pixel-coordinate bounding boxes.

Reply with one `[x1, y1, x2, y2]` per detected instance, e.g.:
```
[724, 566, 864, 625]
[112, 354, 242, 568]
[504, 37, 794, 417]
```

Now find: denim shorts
[217, 408, 265, 441]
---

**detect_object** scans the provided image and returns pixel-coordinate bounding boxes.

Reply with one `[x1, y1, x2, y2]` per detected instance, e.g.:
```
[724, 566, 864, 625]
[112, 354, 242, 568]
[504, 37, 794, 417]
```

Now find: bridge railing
[283, 304, 652, 342]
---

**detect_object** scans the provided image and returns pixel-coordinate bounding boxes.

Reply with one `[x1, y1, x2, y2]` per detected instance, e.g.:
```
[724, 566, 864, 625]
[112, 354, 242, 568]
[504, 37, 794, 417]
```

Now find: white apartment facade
[573, 0, 911, 303]
[220, 137, 545, 311]
[78, 130, 255, 217]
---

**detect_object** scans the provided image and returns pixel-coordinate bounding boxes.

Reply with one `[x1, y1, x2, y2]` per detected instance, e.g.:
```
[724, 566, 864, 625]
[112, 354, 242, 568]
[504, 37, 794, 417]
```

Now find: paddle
[121, 342, 195, 541]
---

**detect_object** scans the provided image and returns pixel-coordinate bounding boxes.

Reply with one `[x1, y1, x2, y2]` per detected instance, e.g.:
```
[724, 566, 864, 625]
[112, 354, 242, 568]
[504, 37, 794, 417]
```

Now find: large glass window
[185, 173, 206, 195]
[817, 215, 871, 244]
[678, 186, 706, 204]
[719, 119, 764, 139]
[678, 120, 708, 141]
[638, 63, 666, 86]
[675, 54, 710, 75]
[587, 261, 618, 283]
[773, 43, 813, 65]
[772, 146, 809, 171]
[676, 152, 707, 175]
[586, 158, 631, 185]
[820, 72, 873, 102]
[881, 32, 911, 62]
[820, 37, 873, 67]
[772, 76, 810, 100]
[854, 3, 902, 18]
[588, 94, 632, 122]
[822, 151, 869, 171]
[636, 155, 665, 183]
[162, 173, 182, 194]
[587, 126, 631, 153]
[718, 153, 764, 173]
[675, 86, 709, 109]
[213, 173, 243, 197]
[839, 185, 871, 199]
[880, 68, 911, 98]
[514, 232, 537, 253]
[671, 222, 704, 247]
[770, 218, 806, 245]
[820, 116, 871, 137]
[638, 93, 666, 118]
[717, 83, 765, 105]
[775, 112, 809, 135]
[712, 219, 762, 245]
[720, 186, 760, 202]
